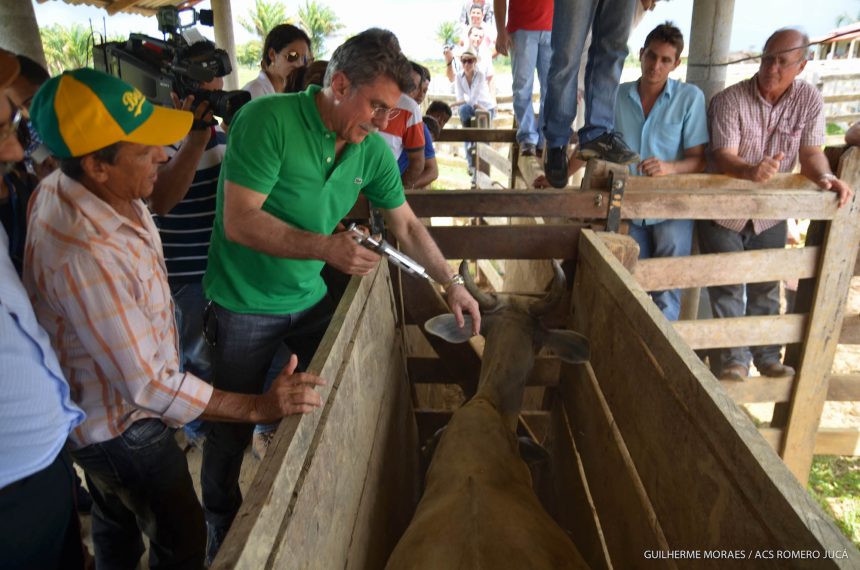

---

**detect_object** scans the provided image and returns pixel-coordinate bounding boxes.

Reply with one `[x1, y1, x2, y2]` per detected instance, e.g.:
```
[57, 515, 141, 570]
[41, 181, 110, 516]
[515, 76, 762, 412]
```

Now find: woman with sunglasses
[242, 24, 312, 98]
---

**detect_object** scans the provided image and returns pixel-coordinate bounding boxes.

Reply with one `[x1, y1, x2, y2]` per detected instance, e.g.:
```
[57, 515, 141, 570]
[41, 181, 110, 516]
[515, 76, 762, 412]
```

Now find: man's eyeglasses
[0, 101, 24, 144]
[760, 54, 805, 70]
[283, 50, 307, 64]
[370, 103, 401, 121]
[461, 58, 476, 65]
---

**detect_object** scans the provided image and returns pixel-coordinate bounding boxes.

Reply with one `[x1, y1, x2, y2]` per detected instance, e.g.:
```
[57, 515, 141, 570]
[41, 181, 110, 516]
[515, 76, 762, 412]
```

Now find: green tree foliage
[239, 0, 291, 40]
[297, 0, 344, 56]
[436, 20, 460, 47]
[40, 23, 94, 75]
[236, 40, 263, 68]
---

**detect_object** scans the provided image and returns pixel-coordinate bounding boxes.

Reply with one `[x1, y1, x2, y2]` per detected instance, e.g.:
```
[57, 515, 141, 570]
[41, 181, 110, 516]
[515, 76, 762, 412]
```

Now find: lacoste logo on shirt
[354, 177, 363, 185]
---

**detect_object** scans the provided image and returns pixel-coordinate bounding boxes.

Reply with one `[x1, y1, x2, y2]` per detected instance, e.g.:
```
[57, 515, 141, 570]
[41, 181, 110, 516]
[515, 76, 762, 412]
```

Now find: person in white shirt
[242, 24, 312, 98]
[454, 48, 496, 174]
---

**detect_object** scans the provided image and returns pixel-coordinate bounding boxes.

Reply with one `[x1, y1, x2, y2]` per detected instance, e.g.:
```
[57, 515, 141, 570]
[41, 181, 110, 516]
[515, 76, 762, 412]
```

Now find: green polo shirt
[203, 85, 405, 314]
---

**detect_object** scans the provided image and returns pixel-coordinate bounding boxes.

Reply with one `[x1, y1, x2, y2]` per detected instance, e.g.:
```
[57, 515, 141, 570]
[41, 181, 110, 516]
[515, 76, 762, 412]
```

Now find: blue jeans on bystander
[697, 220, 788, 371]
[543, 0, 637, 148]
[628, 219, 694, 321]
[510, 29, 552, 148]
[201, 295, 334, 560]
[71, 418, 206, 569]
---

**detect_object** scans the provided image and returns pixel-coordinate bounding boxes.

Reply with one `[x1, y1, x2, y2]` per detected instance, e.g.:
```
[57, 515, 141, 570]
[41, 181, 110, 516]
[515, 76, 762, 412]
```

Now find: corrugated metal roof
[36, 0, 204, 17]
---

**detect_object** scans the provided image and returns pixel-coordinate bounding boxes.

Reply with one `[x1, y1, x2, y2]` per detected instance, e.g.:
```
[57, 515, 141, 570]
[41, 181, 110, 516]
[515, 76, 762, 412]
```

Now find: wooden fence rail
[385, 146, 860, 484]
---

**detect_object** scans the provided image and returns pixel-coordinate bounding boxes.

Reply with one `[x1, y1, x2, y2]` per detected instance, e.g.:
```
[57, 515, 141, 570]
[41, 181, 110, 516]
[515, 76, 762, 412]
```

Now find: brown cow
[386, 261, 590, 569]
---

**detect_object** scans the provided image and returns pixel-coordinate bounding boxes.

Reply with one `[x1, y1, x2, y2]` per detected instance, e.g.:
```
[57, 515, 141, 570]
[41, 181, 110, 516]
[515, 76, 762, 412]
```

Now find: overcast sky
[31, 0, 860, 60]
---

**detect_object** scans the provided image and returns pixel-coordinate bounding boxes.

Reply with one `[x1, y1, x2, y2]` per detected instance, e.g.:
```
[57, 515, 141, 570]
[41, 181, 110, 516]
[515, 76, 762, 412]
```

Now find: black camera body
[93, 6, 250, 124]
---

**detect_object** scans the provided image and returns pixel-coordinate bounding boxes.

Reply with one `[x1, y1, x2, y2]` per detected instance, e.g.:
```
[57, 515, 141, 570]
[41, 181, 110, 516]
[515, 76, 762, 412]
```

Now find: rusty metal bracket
[605, 170, 626, 233]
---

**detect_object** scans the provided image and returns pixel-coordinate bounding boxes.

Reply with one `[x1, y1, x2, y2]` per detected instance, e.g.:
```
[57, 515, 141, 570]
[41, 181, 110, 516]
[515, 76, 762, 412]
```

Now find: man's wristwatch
[443, 274, 465, 291]
[819, 173, 837, 184]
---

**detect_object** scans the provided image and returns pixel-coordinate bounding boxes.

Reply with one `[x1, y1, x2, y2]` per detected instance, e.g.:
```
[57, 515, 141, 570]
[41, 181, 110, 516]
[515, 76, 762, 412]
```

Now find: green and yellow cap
[30, 67, 192, 158]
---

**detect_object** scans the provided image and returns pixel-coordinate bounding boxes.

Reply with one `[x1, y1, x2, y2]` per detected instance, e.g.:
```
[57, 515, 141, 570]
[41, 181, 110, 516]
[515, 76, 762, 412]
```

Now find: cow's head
[425, 260, 589, 428]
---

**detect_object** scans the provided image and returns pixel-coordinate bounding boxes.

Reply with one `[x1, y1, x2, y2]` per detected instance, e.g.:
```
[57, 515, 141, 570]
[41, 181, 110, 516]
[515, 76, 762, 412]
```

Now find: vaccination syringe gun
[347, 224, 431, 281]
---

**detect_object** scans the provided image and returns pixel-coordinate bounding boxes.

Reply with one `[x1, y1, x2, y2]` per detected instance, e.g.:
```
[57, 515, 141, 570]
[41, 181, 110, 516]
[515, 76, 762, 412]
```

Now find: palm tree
[297, 0, 344, 56]
[236, 40, 263, 68]
[835, 12, 860, 27]
[239, 0, 291, 40]
[436, 20, 460, 47]
[40, 24, 94, 75]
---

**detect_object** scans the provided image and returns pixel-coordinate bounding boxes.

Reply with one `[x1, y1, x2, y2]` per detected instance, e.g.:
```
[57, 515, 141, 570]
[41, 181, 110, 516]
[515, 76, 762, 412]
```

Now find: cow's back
[386, 399, 588, 569]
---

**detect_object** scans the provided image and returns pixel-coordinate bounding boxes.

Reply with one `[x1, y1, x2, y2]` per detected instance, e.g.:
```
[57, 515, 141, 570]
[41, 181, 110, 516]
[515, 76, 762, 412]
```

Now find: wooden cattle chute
[379, 146, 860, 484]
[212, 148, 860, 568]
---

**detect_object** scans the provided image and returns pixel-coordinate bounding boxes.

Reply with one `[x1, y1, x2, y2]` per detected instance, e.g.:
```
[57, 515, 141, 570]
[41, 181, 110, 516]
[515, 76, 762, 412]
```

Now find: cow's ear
[424, 314, 475, 344]
[540, 329, 590, 363]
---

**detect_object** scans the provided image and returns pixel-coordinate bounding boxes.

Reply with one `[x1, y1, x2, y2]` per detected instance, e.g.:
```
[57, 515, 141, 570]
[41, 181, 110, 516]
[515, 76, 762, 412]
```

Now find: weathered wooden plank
[477, 143, 512, 177]
[348, 185, 839, 221]
[213, 266, 396, 569]
[633, 246, 820, 291]
[828, 374, 860, 402]
[517, 154, 544, 188]
[268, 266, 412, 569]
[841, 314, 860, 344]
[436, 128, 517, 143]
[759, 428, 860, 457]
[427, 224, 583, 259]
[543, 396, 612, 570]
[408, 356, 560, 387]
[560, 361, 672, 569]
[720, 373, 860, 405]
[574, 229, 855, 559]
[674, 314, 807, 350]
[719, 376, 794, 404]
[782, 147, 860, 483]
[344, 354, 419, 570]
[476, 259, 504, 292]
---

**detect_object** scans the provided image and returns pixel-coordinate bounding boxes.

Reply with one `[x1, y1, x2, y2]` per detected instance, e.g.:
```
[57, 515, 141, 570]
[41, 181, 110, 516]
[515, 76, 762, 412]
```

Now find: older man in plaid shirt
[698, 28, 853, 382]
[24, 68, 325, 570]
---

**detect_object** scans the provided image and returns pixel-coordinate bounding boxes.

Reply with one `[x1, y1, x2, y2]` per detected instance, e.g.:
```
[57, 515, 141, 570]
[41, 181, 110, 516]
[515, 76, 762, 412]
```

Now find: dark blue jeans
[628, 219, 694, 321]
[697, 220, 788, 371]
[172, 281, 211, 441]
[0, 450, 84, 570]
[71, 419, 206, 570]
[200, 295, 334, 536]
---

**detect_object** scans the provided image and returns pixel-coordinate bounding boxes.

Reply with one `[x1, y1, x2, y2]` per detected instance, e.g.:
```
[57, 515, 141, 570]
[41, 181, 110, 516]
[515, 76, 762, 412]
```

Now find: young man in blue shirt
[614, 22, 708, 320]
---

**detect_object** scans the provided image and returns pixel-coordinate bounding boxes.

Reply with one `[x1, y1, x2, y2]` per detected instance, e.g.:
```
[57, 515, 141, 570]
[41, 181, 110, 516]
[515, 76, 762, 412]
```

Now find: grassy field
[809, 456, 860, 548]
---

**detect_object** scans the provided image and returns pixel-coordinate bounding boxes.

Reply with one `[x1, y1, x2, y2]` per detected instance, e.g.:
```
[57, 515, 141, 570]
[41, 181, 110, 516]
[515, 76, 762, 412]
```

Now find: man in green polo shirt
[200, 28, 480, 563]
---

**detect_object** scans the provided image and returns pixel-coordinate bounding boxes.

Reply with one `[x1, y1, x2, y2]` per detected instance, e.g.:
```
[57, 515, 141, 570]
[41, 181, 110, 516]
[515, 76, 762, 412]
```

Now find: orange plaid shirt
[24, 171, 213, 448]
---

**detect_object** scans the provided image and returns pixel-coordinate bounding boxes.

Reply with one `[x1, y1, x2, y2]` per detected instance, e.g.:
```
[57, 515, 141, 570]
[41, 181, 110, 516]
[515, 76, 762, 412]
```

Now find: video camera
[93, 6, 250, 125]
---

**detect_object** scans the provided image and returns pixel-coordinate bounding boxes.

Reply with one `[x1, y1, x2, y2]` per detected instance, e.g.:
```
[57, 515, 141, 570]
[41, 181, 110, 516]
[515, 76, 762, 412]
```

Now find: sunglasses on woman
[282, 51, 307, 65]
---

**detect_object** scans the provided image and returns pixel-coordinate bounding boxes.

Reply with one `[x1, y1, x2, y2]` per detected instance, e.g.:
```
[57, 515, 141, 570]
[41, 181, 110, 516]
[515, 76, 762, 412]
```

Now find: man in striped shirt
[699, 28, 853, 382]
[25, 68, 325, 569]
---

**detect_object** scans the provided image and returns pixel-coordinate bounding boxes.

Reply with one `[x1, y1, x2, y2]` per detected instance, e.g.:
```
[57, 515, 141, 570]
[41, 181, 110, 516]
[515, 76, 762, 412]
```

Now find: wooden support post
[780, 147, 860, 484]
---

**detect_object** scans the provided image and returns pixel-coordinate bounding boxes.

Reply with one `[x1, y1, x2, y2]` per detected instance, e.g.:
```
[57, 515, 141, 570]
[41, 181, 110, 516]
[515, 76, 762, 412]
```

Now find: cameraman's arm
[149, 95, 213, 215]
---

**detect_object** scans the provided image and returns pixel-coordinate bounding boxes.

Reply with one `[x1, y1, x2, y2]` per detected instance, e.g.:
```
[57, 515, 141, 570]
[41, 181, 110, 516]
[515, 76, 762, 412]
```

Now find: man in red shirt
[494, 0, 552, 156]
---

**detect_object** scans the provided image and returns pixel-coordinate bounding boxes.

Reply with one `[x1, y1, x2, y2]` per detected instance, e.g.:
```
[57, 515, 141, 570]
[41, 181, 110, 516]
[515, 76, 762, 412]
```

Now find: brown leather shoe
[758, 362, 795, 377]
[719, 364, 749, 381]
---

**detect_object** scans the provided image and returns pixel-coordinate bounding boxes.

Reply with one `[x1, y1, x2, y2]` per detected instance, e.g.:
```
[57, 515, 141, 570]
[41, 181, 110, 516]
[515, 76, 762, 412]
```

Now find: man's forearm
[200, 388, 263, 424]
[149, 134, 209, 215]
[392, 217, 455, 284]
[225, 197, 329, 261]
[412, 159, 439, 189]
[712, 149, 754, 180]
[799, 147, 833, 182]
[401, 153, 426, 189]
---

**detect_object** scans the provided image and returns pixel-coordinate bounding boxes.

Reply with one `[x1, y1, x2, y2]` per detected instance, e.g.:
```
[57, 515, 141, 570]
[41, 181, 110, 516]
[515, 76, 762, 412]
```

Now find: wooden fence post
[780, 146, 860, 484]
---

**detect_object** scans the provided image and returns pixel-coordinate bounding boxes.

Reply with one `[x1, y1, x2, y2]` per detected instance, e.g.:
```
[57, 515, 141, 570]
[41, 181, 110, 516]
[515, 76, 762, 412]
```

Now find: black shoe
[520, 142, 537, 157]
[576, 131, 640, 165]
[206, 523, 227, 567]
[543, 146, 569, 188]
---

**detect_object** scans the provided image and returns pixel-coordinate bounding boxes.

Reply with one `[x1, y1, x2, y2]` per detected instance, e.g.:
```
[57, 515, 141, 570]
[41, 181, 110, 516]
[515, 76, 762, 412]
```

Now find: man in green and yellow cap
[24, 67, 327, 570]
